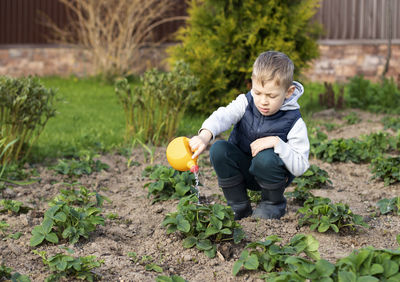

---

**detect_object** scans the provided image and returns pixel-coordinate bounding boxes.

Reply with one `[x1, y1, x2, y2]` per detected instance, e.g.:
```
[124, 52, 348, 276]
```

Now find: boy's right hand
[189, 129, 212, 159]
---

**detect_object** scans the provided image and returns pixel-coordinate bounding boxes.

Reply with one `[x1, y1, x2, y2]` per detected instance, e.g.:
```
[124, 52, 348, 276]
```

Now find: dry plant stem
[45, 0, 186, 76]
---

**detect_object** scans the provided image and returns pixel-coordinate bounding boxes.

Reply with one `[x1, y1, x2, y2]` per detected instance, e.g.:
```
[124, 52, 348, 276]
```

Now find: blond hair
[251, 51, 294, 91]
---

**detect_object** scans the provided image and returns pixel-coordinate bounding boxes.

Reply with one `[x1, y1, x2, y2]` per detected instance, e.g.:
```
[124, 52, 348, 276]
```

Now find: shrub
[0, 76, 56, 164]
[167, 0, 321, 114]
[346, 75, 400, 113]
[115, 61, 198, 145]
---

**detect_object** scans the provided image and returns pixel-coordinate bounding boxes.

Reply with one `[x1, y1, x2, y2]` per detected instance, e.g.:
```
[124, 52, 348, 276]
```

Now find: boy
[189, 51, 310, 220]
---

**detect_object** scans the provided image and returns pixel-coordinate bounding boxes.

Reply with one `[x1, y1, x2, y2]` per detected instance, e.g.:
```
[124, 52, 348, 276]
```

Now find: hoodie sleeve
[199, 94, 248, 140]
[274, 118, 310, 176]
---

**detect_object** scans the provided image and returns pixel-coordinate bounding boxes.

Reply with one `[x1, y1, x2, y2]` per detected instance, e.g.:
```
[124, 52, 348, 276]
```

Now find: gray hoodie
[200, 81, 310, 176]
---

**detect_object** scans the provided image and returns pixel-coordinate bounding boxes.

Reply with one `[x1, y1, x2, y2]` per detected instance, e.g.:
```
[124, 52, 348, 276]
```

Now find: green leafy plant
[52, 155, 109, 178]
[33, 249, 103, 282]
[343, 111, 361, 125]
[377, 197, 400, 215]
[30, 201, 104, 246]
[0, 263, 30, 281]
[370, 156, 400, 186]
[168, 0, 321, 114]
[0, 76, 56, 164]
[115, 61, 198, 145]
[0, 199, 31, 214]
[49, 184, 110, 208]
[292, 164, 332, 190]
[162, 195, 245, 258]
[232, 234, 320, 276]
[143, 165, 197, 203]
[347, 75, 400, 113]
[335, 246, 400, 281]
[128, 252, 163, 273]
[156, 275, 188, 282]
[285, 186, 314, 205]
[297, 197, 369, 233]
[381, 115, 400, 131]
[311, 132, 397, 163]
[0, 220, 9, 237]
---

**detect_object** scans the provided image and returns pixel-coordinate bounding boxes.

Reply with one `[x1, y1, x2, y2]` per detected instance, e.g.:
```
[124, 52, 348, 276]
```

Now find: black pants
[209, 140, 294, 189]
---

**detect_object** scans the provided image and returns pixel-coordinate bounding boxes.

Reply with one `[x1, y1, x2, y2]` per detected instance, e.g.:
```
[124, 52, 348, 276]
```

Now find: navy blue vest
[228, 91, 301, 155]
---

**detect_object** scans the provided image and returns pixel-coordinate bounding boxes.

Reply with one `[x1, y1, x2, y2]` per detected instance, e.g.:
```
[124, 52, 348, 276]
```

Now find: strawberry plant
[292, 164, 332, 190]
[127, 252, 163, 273]
[143, 165, 197, 203]
[335, 245, 400, 281]
[297, 197, 369, 232]
[52, 154, 109, 178]
[381, 115, 400, 131]
[30, 201, 104, 246]
[34, 249, 103, 282]
[377, 197, 400, 215]
[371, 156, 400, 186]
[162, 195, 245, 258]
[156, 275, 188, 282]
[232, 234, 320, 277]
[49, 184, 110, 208]
[285, 186, 314, 205]
[0, 220, 9, 237]
[0, 263, 30, 281]
[343, 112, 361, 125]
[0, 199, 31, 214]
[312, 132, 396, 163]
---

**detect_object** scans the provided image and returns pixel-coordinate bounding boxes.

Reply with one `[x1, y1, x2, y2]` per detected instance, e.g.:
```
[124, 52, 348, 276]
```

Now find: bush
[115, 61, 198, 145]
[167, 0, 321, 114]
[346, 75, 400, 113]
[0, 76, 56, 164]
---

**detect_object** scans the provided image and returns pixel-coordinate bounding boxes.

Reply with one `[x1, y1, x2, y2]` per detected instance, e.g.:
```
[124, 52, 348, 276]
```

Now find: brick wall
[0, 44, 399, 83]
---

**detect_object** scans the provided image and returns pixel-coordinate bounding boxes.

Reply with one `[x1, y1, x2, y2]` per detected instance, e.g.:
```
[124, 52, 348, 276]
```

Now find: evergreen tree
[168, 0, 321, 113]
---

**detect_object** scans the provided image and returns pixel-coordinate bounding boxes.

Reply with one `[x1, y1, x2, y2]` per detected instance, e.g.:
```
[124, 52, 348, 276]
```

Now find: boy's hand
[250, 136, 279, 157]
[189, 129, 212, 159]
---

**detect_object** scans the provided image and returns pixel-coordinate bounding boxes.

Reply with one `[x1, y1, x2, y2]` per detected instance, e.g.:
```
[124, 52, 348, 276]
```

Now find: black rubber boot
[218, 175, 252, 220]
[252, 178, 287, 219]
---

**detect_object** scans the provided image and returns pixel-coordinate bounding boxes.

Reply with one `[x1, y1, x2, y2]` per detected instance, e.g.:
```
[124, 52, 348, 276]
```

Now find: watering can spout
[166, 137, 198, 172]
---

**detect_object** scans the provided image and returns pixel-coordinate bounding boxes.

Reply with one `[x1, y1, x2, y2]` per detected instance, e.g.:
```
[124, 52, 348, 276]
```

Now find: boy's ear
[285, 85, 296, 99]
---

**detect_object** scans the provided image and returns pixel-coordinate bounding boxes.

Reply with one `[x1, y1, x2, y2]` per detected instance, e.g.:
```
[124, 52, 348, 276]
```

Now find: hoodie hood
[280, 81, 304, 111]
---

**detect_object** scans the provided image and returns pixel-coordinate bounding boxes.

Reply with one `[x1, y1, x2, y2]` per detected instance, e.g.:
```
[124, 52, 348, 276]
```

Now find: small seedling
[156, 275, 188, 282]
[0, 263, 30, 281]
[376, 197, 400, 215]
[52, 154, 109, 178]
[0, 199, 31, 214]
[343, 112, 361, 125]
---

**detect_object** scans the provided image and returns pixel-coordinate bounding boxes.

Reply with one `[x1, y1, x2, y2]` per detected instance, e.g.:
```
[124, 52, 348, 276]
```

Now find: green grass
[30, 76, 206, 162]
[31, 76, 125, 161]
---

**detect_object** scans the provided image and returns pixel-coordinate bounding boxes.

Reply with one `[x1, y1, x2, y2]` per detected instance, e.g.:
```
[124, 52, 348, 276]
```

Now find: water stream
[193, 171, 200, 204]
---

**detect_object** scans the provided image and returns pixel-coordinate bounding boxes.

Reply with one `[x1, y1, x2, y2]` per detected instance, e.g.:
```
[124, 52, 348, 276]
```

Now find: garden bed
[1, 109, 400, 281]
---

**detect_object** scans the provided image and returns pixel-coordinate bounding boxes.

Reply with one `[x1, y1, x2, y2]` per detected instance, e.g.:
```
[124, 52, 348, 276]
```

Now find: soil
[1, 109, 400, 282]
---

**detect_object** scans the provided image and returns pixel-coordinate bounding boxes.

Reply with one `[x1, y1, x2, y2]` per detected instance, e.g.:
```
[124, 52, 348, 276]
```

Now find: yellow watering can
[166, 137, 199, 173]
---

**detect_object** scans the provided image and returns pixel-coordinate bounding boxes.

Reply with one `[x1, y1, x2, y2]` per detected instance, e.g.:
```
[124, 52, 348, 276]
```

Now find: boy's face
[251, 79, 295, 116]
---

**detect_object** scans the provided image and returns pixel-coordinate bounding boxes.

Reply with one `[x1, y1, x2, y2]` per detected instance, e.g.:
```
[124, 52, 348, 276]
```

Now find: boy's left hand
[250, 136, 279, 157]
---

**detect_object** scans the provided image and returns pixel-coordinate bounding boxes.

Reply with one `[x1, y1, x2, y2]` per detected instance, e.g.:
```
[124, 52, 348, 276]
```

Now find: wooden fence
[0, 0, 399, 45]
